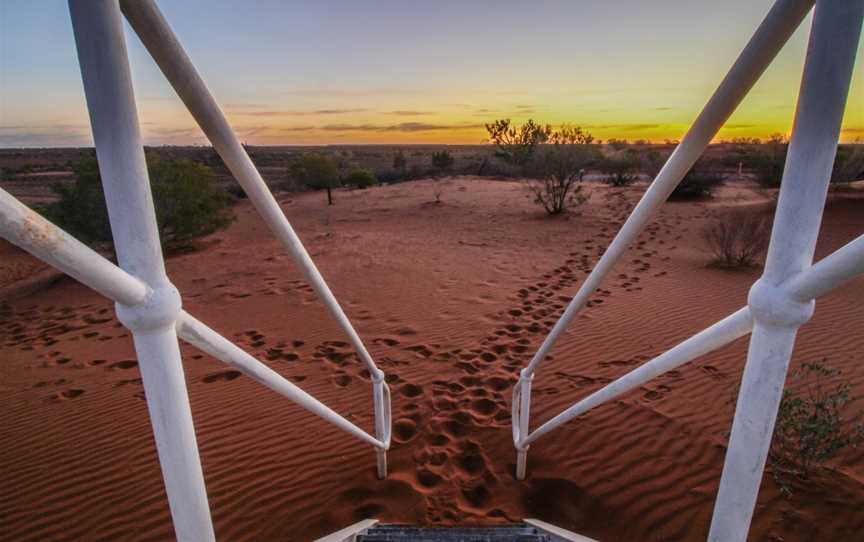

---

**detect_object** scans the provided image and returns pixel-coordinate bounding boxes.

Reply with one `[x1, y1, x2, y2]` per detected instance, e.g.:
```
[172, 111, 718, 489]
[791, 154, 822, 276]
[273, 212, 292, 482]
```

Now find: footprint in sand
[49, 388, 85, 401]
[393, 418, 419, 443]
[332, 373, 352, 387]
[399, 383, 424, 398]
[202, 370, 242, 383]
[108, 360, 138, 370]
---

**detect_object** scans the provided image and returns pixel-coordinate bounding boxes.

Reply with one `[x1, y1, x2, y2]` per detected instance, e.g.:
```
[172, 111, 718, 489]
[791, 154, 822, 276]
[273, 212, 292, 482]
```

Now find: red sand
[1, 178, 862, 541]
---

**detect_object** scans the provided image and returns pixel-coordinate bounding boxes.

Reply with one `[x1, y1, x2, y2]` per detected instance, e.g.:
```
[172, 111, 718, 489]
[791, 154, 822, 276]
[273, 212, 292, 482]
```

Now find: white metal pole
[118, 0, 382, 378]
[514, 370, 533, 479]
[709, 2, 864, 540]
[786, 234, 864, 302]
[69, 1, 215, 540]
[119, 0, 389, 472]
[0, 188, 149, 305]
[522, 0, 814, 378]
[513, 0, 814, 479]
[176, 312, 386, 449]
[524, 307, 754, 448]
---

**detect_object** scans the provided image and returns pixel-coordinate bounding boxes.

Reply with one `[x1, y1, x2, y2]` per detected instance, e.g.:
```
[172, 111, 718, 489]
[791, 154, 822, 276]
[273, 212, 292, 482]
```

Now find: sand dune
[1, 178, 862, 540]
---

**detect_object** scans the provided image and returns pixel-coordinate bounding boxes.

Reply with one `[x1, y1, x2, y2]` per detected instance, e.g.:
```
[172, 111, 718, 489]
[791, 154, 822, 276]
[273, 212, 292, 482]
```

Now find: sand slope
[1, 178, 862, 541]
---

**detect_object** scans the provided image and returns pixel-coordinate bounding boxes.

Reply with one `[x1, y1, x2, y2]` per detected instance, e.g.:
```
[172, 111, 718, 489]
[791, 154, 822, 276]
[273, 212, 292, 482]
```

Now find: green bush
[45, 154, 233, 251]
[770, 361, 864, 496]
[669, 164, 723, 200]
[601, 156, 638, 187]
[345, 168, 377, 189]
[525, 125, 597, 214]
[290, 153, 340, 205]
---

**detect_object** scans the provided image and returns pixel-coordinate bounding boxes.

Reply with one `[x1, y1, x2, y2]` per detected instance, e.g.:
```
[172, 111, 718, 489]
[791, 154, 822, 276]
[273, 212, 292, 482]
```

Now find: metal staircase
[316, 519, 597, 542]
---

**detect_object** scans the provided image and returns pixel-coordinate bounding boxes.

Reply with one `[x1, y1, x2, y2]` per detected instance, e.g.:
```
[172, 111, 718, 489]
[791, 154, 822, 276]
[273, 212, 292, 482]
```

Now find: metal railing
[1, 1, 393, 540]
[2, 0, 862, 541]
[510, 1, 864, 541]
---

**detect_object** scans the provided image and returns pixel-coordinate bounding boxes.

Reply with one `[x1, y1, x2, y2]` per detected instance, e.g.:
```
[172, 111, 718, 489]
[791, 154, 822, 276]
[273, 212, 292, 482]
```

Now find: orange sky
[1, 1, 861, 147]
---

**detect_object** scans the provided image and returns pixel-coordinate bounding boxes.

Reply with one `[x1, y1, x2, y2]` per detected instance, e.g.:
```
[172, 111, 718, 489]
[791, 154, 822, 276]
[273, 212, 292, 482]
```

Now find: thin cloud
[321, 122, 482, 133]
[237, 108, 369, 117]
[387, 110, 435, 116]
[589, 123, 666, 131]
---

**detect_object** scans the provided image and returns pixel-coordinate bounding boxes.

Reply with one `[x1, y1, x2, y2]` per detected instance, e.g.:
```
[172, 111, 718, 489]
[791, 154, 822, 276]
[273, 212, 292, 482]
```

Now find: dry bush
[701, 209, 771, 268]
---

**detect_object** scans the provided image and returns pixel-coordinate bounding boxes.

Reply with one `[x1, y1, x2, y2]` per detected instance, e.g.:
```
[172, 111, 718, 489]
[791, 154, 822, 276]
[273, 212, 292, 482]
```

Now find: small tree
[45, 154, 233, 251]
[291, 153, 340, 205]
[526, 125, 596, 214]
[485, 118, 550, 170]
[701, 210, 770, 268]
[770, 361, 864, 496]
[345, 168, 377, 189]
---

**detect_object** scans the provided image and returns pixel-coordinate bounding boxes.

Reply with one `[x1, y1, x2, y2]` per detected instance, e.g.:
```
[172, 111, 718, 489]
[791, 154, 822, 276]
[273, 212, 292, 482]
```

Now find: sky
[1, 0, 861, 147]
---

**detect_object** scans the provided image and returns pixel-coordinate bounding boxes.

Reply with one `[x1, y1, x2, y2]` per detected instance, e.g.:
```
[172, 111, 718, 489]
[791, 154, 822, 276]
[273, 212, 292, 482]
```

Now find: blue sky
[1, 0, 861, 146]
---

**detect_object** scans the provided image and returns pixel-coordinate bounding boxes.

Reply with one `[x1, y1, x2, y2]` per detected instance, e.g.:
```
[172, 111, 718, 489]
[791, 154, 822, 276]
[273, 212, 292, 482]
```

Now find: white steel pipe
[522, 308, 754, 448]
[176, 312, 386, 449]
[515, 237, 864, 453]
[118, 0, 384, 381]
[69, 1, 214, 540]
[709, 2, 864, 540]
[523, 0, 815, 378]
[0, 195, 387, 450]
[372, 380, 392, 478]
[513, 371, 534, 479]
[786, 234, 864, 302]
[0, 188, 148, 305]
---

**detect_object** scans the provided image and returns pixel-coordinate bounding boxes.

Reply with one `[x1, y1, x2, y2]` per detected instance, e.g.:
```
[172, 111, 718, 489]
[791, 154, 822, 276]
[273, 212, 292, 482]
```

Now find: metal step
[356, 524, 550, 542]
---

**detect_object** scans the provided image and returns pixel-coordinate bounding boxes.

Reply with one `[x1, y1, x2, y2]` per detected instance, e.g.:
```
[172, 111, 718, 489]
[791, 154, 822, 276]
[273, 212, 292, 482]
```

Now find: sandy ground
[1, 177, 862, 541]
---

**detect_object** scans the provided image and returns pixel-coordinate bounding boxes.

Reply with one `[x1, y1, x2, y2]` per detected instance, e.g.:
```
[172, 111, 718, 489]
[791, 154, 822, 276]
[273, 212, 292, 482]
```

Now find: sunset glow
[1, 0, 861, 147]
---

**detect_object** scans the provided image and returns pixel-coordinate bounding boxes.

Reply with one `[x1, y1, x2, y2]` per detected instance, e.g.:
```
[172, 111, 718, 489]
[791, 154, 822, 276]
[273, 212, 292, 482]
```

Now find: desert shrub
[831, 145, 864, 184]
[701, 209, 770, 268]
[670, 164, 724, 200]
[431, 150, 455, 174]
[753, 133, 788, 187]
[290, 153, 340, 205]
[607, 138, 629, 151]
[485, 118, 550, 169]
[602, 156, 638, 187]
[430, 150, 454, 202]
[45, 155, 233, 250]
[525, 125, 597, 215]
[487, 119, 596, 214]
[345, 169, 377, 189]
[770, 361, 864, 496]
[639, 149, 665, 179]
[226, 183, 247, 200]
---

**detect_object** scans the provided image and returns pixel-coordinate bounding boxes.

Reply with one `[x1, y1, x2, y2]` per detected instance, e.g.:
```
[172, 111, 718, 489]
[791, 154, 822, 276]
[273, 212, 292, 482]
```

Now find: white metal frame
[2, 0, 391, 540]
[511, 1, 864, 541]
[1, 0, 862, 540]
